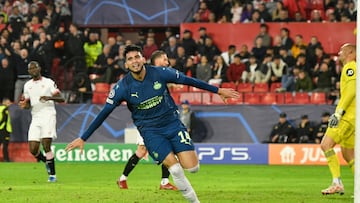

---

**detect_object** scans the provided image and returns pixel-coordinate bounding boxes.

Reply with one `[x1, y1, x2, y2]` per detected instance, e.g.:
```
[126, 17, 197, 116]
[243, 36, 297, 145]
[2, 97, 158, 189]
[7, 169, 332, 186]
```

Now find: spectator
[269, 55, 287, 85]
[198, 37, 221, 63]
[269, 112, 296, 143]
[220, 44, 237, 66]
[231, 0, 243, 23]
[219, 0, 232, 23]
[279, 27, 294, 52]
[198, 27, 209, 46]
[334, 0, 350, 21]
[179, 100, 195, 137]
[135, 31, 146, 48]
[313, 62, 333, 93]
[90, 44, 111, 75]
[30, 31, 55, 77]
[240, 3, 253, 23]
[180, 30, 197, 57]
[293, 11, 306, 22]
[306, 36, 322, 64]
[258, 2, 272, 22]
[183, 56, 197, 78]
[164, 36, 178, 59]
[254, 24, 272, 48]
[255, 54, 272, 84]
[241, 54, 259, 83]
[295, 69, 313, 92]
[8, 5, 25, 40]
[310, 10, 323, 22]
[295, 53, 311, 76]
[13, 48, 30, 102]
[196, 55, 212, 83]
[314, 112, 330, 144]
[0, 58, 14, 102]
[0, 98, 12, 162]
[83, 31, 103, 69]
[291, 34, 306, 58]
[69, 72, 92, 104]
[272, 35, 283, 56]
[107, 36, 119, 58]
[174, 46, 187, 73]
[113, 45, 128, 81]
[296, 114, 314, 143]
[143, 37, 158, 61]
[226, 54, 246, 85]
[209, 55, 228, 86]
[277, 65, 300, 92]
[279, 46, 295, 69]
[244, 9, 263, 23]
[197, 1, 211, 22]
[273, 9, 291, 22]
[251, 37, 267, 62]
[347, 1, 356, 21]
[272, 1, 284, 21]
[161, 27, 174, 50]
[238, 44, 251, 63]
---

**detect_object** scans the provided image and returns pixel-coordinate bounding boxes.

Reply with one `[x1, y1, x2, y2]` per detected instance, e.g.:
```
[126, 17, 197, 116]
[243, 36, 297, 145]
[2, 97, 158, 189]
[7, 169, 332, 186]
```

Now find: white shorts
[136, 133, 145, 145]
[28, 114, 57, 141]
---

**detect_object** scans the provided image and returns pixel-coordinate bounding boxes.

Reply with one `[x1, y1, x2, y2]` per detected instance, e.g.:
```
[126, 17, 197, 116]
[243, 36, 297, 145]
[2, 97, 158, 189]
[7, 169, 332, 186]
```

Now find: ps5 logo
[197, 147, 250, 161]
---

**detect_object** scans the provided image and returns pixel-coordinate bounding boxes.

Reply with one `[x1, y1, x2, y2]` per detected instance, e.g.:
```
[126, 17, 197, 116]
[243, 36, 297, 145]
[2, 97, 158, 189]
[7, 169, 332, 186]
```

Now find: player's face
[125, 51, 145, 74]
[155, 54, 169, 67]
[28, 63, 41, 78]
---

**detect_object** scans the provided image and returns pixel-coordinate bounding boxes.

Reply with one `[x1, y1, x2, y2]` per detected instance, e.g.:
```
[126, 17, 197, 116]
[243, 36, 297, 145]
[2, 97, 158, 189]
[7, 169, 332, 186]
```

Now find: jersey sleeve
[81, 83, 125, 141]
[336, 62, 356, 113]
[161, 67, 219, 93]
[49, 79, 61, 95]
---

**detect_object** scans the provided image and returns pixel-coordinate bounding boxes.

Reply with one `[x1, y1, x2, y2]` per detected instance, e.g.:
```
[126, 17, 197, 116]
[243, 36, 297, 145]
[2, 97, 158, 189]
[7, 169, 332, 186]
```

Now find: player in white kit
[19, 61, 64, 182]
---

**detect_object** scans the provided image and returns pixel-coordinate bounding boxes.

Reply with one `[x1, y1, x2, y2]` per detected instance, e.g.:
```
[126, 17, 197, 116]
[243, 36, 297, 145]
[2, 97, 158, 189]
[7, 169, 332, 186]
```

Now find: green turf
[0, 163, 354, 203]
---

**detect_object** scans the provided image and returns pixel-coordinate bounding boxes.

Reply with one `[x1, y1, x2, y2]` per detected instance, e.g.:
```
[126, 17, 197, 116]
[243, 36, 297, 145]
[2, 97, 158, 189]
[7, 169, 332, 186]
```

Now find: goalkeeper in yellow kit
[320, 43, 356, 195]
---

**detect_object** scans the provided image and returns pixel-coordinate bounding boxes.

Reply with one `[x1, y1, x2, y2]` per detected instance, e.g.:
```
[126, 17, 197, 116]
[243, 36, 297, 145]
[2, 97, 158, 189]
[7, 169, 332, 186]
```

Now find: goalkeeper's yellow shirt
[336, 60, 356, 124]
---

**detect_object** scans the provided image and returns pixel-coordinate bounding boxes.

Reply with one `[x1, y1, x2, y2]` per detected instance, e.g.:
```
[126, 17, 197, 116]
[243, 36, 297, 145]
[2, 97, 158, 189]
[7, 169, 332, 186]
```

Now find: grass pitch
[0, 163, 354, 203]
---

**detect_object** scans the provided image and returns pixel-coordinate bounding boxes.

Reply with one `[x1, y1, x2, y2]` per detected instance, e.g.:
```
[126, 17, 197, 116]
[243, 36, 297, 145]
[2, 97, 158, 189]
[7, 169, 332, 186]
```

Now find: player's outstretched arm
[217, 88, 240, 103]
[65, 138, 85, 153]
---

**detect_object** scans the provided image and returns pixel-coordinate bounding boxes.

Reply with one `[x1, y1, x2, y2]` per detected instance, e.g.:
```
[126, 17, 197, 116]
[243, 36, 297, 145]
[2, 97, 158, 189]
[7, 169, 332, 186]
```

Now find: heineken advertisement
[52, 143, 154, 163]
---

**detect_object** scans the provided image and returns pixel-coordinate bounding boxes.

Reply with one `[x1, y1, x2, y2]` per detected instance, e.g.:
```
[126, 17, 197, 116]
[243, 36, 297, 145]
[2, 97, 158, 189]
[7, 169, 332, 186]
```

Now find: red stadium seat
[270, 82, 282, 92]
[221, 82, 237, 89]
[170, 92, 181, 104]
[310, 92, 327, 104]
[284, 92, 294, 104]
[243, 93, 261, 104]
[179, 92, 202, 105]
[226, 93, 243, 104]
[237, 83, 253, 93]
[201, 92, 211, 104]
[92, 83, 111, 104]
[189, 86, 205, 92]
[170, 84, 189, 92]
[253, 83, 269, 93]
[293, 92, 310, 104]
[260, 93, 278, 105]
[211, 94, 225, 105]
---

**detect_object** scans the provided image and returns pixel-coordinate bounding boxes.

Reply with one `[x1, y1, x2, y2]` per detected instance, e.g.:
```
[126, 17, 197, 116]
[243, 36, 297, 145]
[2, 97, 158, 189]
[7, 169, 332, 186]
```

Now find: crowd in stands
[0, 0, 355, 105]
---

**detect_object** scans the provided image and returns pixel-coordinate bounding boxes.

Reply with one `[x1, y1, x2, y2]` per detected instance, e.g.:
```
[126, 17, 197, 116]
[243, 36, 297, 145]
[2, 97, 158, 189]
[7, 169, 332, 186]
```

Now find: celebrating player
[118, 50, 177, 190]
[320, 43, 356, 195]
[19, 61, 65, 182]
[66, 45, 239, 202]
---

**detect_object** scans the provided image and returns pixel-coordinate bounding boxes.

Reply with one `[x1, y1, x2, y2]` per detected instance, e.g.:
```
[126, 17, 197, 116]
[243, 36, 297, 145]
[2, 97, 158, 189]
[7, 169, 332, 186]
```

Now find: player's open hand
[217, 88, 240, 103]
[65, 138, 85, 153]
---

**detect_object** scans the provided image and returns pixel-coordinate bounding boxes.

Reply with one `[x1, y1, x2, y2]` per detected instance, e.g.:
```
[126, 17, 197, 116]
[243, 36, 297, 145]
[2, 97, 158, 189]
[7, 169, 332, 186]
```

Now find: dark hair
[28, 61, 40, 69]
[123, 45, 143, 59]
[150, 50, 166, 65]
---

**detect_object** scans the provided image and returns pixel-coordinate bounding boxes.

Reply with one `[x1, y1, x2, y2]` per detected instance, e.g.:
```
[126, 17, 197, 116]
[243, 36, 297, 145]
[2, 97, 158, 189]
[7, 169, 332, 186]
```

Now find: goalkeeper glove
[328, 109, 345, 128]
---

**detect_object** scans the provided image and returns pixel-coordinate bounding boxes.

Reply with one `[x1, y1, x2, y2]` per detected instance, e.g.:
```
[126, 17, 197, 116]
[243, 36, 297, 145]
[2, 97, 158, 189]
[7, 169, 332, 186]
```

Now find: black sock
[36, 153, 46, 162]
[161, 164, 170, 178]
[46, 158, 56, 175]
[123, 154, 140, 176]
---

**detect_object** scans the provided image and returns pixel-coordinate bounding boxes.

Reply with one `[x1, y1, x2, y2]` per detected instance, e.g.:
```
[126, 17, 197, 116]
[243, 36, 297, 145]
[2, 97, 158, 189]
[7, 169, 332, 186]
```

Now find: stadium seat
[260, 93, 278, 105]
[210, 94, 225, 105]
[293, 92, 310, 104]
[92, 83, 111, 104]
[221, 82, 237, 89]
[226, 93, 243, 104]
[270, 82, 282, 92]
[179, 92, 202, 105]
[283, 92, 294, 104]
[243, 93, 261, 104]
[310, 92, 327, 104]
[253, 83, 269, 93]
[170, 84, 189, 92]
[237, 83, 253, 93]
[189, 86, 205, 92]
[201, 92, 211, 104]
